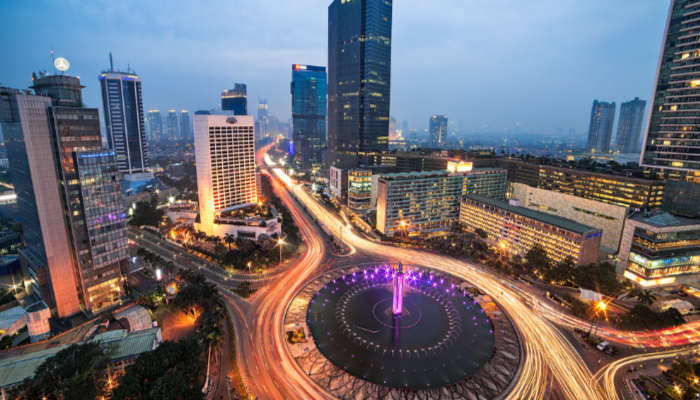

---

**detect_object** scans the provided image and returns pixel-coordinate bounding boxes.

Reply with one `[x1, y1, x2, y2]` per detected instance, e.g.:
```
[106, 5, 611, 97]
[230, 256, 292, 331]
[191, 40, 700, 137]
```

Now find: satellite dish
[54, 57, 70, 72]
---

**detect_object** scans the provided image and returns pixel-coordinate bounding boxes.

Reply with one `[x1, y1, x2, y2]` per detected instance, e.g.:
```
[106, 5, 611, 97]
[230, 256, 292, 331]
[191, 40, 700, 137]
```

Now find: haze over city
[1, 0, 667, 133]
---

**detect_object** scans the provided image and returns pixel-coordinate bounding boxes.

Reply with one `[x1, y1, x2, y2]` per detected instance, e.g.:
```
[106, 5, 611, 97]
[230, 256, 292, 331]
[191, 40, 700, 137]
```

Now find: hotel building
[348, 169, 372, 210]
[194, 112, 257, 235]
[459, 194, 602, 265]
[376, 163, 506, 235]
[618, 211, 700, 288]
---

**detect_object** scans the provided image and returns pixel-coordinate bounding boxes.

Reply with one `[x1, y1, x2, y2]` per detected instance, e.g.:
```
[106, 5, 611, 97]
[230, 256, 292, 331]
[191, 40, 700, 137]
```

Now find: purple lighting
[393, 262, 405, 315]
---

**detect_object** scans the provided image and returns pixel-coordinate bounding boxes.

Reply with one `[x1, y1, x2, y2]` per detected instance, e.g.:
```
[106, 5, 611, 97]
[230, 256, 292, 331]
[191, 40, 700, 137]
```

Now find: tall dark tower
[327, 0, 392, 170]
[221, 83, 247, 115]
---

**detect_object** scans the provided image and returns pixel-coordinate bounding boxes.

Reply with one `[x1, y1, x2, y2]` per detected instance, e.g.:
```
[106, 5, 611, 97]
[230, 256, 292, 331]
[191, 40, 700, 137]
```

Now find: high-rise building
[146, 110, 163, 142]
[429, 115, 448, 147]
[291, 64, 328, 170]
[328, 0, 392, 169]
[257, 99, 268, 121]
[194, 112, 256, 235]
[615, 97, 646, 154]
[166, 110, 178, 141]
[586, 100, 616, 153]
[389, 116, 397, 141]
[402, 120, 409, 136]
[569, 128, 576, 140]
[99, 67, 148, 174]
[1, 76, 129, 318]
[221, 83, 247, 115]
[180, 110, 190, 140]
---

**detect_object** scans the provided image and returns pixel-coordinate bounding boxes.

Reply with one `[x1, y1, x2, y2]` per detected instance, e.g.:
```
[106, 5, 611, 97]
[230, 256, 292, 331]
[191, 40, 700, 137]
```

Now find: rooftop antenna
[51, 47, 56, 75]
[109, 52, 114, 72]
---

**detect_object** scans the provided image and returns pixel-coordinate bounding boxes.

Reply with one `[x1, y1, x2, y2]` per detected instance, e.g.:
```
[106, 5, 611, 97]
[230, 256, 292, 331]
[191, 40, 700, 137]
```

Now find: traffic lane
[129, 270, 154, 294]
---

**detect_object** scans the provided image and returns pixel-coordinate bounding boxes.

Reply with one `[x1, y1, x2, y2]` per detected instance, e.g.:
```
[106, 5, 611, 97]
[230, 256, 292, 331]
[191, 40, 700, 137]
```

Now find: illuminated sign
[447, 161, 473, 172]
[585, 232, 602, 240]
[54, 57, 70, 72]
[80, 151, 115, 159]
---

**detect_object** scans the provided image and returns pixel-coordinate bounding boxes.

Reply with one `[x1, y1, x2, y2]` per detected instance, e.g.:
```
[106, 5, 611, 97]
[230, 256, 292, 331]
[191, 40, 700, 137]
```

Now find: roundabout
[284, 263, 523, 399]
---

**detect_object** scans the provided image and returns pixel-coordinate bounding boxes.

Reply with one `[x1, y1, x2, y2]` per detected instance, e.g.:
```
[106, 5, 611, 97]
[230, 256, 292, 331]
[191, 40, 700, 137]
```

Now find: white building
[194, 112, 257, 235]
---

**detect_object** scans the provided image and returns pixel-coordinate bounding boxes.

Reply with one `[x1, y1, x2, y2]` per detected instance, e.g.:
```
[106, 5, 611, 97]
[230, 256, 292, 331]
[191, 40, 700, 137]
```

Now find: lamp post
[277, 237, 285, 266]
[589, 301, 606, 339]
[400, 220, 408, 238]
[247, 262, 251, 275]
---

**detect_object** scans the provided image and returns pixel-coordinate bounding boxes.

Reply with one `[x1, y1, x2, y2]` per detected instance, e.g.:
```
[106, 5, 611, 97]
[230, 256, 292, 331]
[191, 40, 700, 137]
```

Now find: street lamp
[400, 220, 408, 238]
[277, 237, 285, 266]
[590, 301, 606, 339]
[247, 262, 251, 275]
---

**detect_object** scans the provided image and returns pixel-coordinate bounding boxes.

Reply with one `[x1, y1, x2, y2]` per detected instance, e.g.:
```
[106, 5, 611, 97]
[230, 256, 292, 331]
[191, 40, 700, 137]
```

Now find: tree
[19, 342, 114, 400]
[223, 233, 235, 250]
[635, 289, 657, 306]
[671, 359, 697, 382]
[163, 261, 176, 281]
[111, 338, 206, 400]
[544, 256, 576, 284]
[236, 281, 253, 297]
[474, 228, 488, 239]
[525, 243, 552, 274]
[128, 198, 165, 228]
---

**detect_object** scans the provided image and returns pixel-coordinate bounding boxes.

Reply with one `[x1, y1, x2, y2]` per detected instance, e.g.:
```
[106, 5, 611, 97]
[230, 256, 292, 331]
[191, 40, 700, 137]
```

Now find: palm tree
[671, 360, 696, 382]
[635, 290, 657, 306]
[163, 261, 176, 281]
[176, 268, 191, 284]
[224, 233, 235, 250]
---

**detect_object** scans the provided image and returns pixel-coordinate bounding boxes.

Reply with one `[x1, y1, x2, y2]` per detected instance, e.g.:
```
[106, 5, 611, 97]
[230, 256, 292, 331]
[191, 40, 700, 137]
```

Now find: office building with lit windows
[1, 77, 129, 318]
[221, 83, 247, 115]
[618, 211, 700, 288]
[180, 110, 190, 140]
[376, 163, 506, 236]
[640, 0, 700, 215]
[615, 97, 646, 154]
[146, 110, 163, 142]
[327, 0, 392, 169]
[194, 112, 257, 235]
[348, 169, 372, 210]
[459, 195, 602, 266]
[586, 100, 616, 153]
[292, 64, 327, 170]
[99, 70, 148, 174]
[166, 110, 178, 141]
[429, 115, 448, 147]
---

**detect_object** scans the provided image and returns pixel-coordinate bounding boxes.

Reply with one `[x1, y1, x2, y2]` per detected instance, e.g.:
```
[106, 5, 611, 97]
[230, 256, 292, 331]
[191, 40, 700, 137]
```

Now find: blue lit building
[291, 64, 327, 169]
[99, 70, 148, 174]
[221, 83, 247, 115]
[328, 0, 392, 169]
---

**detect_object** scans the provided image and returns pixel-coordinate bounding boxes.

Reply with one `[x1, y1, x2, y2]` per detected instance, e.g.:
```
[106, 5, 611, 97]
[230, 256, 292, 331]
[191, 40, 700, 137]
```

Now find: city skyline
[0, 1, 667, 135]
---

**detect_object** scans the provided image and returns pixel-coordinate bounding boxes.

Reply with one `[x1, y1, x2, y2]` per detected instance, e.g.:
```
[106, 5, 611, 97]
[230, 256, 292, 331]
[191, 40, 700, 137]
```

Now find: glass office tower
[221, 83, 247, 115]
[328, 0, 392, 169]
[166, 110, 178, 141]
[615, 97, 646, 154]
[180, 110, 190, 140]
[586, 100, 616, 153]
[429, 115, 448, 148]
[291, 64, 327, 169]
[99, 70, 148, 174]
[147, 110, 163, 142]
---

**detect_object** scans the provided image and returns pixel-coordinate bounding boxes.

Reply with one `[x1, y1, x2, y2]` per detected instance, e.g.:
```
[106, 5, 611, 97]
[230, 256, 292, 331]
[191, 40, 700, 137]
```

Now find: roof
[114, 306, 152, 332]
[0, 328, 160, 388]
[463, 194, 599, 235]
[661, 299, 694, 311]
[121, 176, 169, 197]
[380, 167, 505, 180]
[0, 306, 24, 332]
[628, 211, 700, 228]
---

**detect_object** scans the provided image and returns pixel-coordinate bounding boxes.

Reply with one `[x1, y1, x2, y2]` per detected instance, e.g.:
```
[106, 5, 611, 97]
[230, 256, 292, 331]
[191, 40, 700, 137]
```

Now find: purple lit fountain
[392, 262, 405, 315]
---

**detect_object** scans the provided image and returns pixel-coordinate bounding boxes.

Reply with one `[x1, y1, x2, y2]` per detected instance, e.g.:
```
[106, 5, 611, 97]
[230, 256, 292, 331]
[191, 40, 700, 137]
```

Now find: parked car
[596, 341, 618, 355]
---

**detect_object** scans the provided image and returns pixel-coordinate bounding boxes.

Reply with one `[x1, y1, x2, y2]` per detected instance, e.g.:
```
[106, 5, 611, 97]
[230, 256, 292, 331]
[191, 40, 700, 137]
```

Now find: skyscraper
[429, 115, 448, 147]
[291, 64, 328, 169]
[328, 0, 392, 169]
[194, 113, 256, 235]
[221, 83, 247, 115]
[586, 100, 616, 153]
[615, 97, 646, 154]
[389, 116, 397, 140]
[180, 110, 190, 140]
[166, 110, 178, 141]
[99, 66, 148, 174]
[257, 99, 268, 121]
[640, 0, 700, 214]
[569, 128, 576, 140]
[147, 110, 162, 142]
[1, 75, 129, 318]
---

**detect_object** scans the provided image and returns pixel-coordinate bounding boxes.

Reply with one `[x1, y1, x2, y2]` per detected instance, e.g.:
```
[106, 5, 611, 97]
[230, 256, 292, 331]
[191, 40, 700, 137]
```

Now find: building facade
[459, 195, 602, 265]
[291, 64, 328, 170]
[639, 1, 700, 214]
[180, 110, 190, 140]
[99, 71, 148, 174]
[166, 110, 178, 141]
[146, 110, 162, 142]
[429, 115, 448, 147]
[586, 100, 616, 153]
[327, 0, 392, 169]
[615, 97, 646, 154]
[376, 166, 507, 235]
[618, 211, 700, 288]
[348, 169, 372, 210]
[194, 113, 256, 235]
[221, 83, 247, 116]
[511, 182, 629, 251]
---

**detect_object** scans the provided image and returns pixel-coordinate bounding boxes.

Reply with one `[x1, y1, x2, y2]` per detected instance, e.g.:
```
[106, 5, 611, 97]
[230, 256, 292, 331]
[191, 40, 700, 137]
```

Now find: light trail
[263, 154, 612, 400]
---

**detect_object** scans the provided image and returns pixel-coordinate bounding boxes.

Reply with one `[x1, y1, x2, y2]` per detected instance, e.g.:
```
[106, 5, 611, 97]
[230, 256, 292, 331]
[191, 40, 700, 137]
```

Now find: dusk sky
[1, 0, 669, 134]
